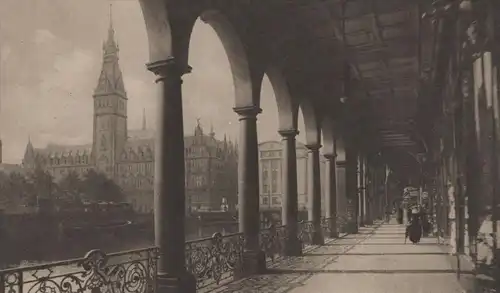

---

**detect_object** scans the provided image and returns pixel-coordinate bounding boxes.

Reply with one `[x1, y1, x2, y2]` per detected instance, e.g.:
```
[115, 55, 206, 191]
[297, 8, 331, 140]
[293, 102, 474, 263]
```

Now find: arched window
[271, 160, 279, 194]
[262, 162, 270, 194]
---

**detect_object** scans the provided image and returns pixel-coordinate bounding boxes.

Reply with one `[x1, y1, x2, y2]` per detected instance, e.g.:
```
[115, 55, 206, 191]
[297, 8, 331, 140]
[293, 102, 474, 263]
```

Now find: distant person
[421, 209, 431, 236]
[405, 209, 423, 244]
[397, 206, 403, 224]
[385, 206, 392, 222]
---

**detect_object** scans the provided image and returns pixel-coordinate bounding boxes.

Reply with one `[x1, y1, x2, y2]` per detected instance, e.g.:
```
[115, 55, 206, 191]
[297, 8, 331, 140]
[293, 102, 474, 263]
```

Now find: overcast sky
[0, 0, 306, 164]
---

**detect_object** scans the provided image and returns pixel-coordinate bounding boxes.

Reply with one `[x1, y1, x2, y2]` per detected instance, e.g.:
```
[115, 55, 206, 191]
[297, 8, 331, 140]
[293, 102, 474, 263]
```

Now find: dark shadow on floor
[306, 252, 450, 256]
[325, 242, 439, 246]
[267, 268, 475, 275]
[370, 234, 405, 240]
[208, 225, 387, 293]
[366, 232, 407, 235]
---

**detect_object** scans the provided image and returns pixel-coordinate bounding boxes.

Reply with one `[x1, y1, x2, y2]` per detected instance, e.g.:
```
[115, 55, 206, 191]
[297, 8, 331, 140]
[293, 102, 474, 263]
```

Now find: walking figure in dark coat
[405, 209, 423, 244]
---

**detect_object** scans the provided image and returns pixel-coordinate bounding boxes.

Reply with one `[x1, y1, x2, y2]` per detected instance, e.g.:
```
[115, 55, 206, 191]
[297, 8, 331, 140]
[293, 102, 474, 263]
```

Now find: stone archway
[198, 10, 261, 108]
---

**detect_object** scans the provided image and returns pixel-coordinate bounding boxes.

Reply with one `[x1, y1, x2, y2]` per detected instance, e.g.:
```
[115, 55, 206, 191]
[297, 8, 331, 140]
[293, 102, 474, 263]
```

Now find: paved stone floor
[212, 220, 469, 293]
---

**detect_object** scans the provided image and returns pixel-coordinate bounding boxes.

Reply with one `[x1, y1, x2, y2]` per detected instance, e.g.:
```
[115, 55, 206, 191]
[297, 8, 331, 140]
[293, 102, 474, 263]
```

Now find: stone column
[146, 58, 195, 293]
[346, 146, 359, 233]
[234, 106, 266, 275]
[403, 207, 409, 225]
[306, 144, 324, 244]
[364, 164, 373, 225]
[324, 154, 338, 238]
[336, 160, 347, 233]
[358, 156, 366, 227]
[279, 129, 302, 256]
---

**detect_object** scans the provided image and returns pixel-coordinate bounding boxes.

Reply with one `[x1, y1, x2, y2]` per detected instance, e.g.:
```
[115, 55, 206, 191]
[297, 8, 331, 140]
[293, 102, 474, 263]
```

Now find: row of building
[3, 16, 332, 215]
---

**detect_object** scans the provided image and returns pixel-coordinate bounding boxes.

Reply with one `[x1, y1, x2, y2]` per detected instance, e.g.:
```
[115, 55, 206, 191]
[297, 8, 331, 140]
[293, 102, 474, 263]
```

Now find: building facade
[258, 141, 310, 211]
[258, 140, 336, 216]
[21, 18, 238, 213]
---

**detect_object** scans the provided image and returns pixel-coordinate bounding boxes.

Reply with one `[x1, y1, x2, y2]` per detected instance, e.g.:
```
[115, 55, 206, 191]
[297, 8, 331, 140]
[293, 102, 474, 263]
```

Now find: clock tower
[91, 5, 128, 178]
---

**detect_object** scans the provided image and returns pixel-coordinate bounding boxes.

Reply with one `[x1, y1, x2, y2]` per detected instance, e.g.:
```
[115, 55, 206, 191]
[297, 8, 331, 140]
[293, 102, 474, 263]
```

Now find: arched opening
[297, 107, 308, 217]
[182, 13, 247, 233]
[257, 74, 286, 223]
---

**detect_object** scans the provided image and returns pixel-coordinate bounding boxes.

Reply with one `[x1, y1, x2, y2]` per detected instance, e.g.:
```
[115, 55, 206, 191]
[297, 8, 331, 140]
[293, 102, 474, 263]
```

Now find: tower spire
[94, 3, 125, 96]
[102, 3, 118, 58]
[209, 121, 215, 137]
[142, 108, 147, 130]
[108, 3, 114, 44]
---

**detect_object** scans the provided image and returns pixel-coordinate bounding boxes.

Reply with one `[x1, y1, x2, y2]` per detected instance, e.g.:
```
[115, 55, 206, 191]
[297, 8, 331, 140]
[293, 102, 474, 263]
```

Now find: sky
[0, 0, 306, 164]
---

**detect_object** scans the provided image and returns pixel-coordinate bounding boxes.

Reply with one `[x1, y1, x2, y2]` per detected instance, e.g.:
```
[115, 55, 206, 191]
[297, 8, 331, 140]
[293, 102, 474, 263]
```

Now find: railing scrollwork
[185, 232, 244, 290]
[1, 217, 352, 293]
[259, 224, 287, 262]
[0, 247, 158, 293]
[320, 217, 331, 236]
[298, 221, 315, 246]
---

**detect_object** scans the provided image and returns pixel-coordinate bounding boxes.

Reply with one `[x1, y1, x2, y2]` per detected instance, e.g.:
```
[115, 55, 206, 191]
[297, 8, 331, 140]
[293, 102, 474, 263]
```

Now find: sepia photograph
[0, 0, 499, 292]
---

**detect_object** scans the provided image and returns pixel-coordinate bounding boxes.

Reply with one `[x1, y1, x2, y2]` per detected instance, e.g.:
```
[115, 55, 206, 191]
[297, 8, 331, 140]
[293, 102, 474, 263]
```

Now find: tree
[0, 171, 11, 207]
[0, 171, 33, 208]
[57, 170, 84, 204]
[27, 168, 57, 209]
[81, 169, 124, 203]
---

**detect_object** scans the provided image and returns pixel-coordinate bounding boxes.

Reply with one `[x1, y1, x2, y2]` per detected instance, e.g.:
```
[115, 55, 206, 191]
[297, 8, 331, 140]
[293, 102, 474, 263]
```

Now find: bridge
[1, 0, 500, 292]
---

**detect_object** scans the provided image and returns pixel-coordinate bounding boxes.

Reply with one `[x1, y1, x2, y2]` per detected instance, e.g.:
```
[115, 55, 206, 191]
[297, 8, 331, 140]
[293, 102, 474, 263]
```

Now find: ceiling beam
[382, 134, 411, 139]
[381, 136, 414, 141]
[354, 37, 417, 59]
[322, 1, 364, 81]
[363, 76, 416, 91]
[382, 139, 415, 144]
[382, 143, 417, 148]
[330, 0, 416, 20]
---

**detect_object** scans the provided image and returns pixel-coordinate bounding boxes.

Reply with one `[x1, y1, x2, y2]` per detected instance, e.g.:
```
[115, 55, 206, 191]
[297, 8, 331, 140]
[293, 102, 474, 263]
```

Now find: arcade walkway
[210, 220, 469, 293]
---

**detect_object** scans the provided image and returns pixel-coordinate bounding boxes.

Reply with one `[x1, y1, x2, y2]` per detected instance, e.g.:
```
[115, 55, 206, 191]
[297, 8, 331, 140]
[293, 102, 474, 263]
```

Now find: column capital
[146, 57, 192, 81]
[323, 153, 337, 160]
[233, 106, 262, 120]
[336, 160, 347, 167]
[305, 144, 322, 152]
[278, 129, 299, 138]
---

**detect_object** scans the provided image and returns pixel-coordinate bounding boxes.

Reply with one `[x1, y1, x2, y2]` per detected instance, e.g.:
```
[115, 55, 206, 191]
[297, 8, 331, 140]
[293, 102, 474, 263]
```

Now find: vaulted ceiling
[328, 0, 434, 154]
[167, 0, 438, 177]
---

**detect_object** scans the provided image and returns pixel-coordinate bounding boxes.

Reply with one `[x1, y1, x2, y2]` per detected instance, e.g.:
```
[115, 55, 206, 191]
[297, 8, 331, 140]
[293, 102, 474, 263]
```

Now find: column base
[328, 230, 339, 238]
[234, 249, 266, 279]
[311, 231, 324, 245]
[345, 222, 359, 234]
[327, 219, 339, 238]
[284, 236, 303, 256]
[157, 272, 196, 293]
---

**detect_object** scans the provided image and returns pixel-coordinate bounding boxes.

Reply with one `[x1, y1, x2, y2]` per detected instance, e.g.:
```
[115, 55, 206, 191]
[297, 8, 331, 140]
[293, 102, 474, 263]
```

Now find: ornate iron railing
[298, 220, 315, 246]
[1, 217, 350, 293]
[185, 232, 244, 290]
[320, 217, 331, 236]
[0, 247, 158, 293]
[259, 224, 287, 262]
[336, 214, 349, 231]
[320, 215, 349, 238]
